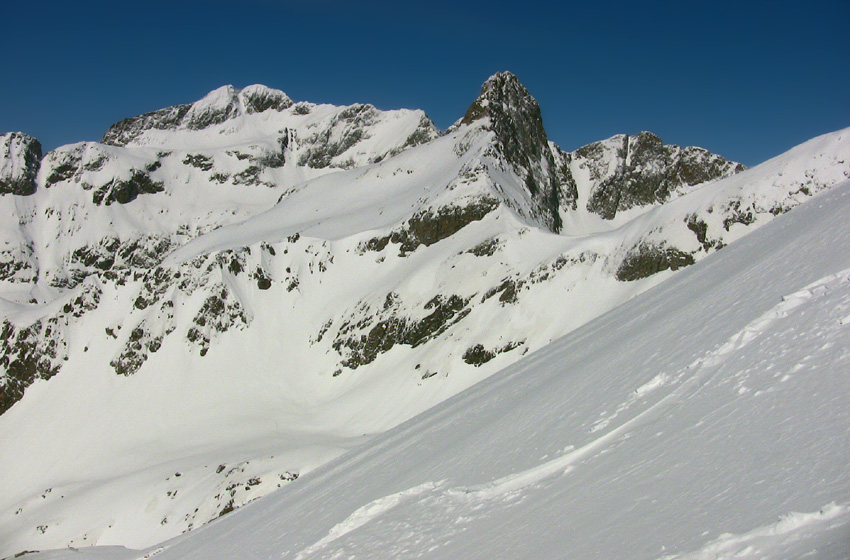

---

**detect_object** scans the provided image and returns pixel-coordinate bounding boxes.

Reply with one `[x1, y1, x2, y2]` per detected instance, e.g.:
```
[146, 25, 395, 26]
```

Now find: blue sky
[1, 0, 847, 166]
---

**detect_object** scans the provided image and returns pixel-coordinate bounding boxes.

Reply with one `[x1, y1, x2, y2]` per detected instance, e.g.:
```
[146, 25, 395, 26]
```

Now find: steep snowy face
[0, 132, 42, 196]
[0, 73, 847, 557]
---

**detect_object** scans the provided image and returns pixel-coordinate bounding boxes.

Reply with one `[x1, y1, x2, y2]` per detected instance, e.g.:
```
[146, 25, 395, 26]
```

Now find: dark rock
[584, 132, 744, 220]
[333, 294, 471, 370]
[102, 104, 191, 146]
[361, 197, 500, 256]
[460, 72, 566, 231]
[0, 247, 36, 283]
[462, 344, 495, 366]
[616, 243, 695, 281]
[111, 321, 164, 376]
[184, 86, 240, 131]
[183, 154, 215, 171]
[91, 169, 164, 205]
[232, 166, 264, 186]
[467, 237, 501, 257]
[0, 313, 70, 414]
[256, 134, 289, 168]
[401, 115, 440, 149]
[722, 199, 757, 231]
[483, 278, 519, 305]
[242, 85, 293, 114]
[0, 133, 42, 195]
[187, 285, 250, 356]
[462, 341, 523, 367]
[298, 104, 376, 169]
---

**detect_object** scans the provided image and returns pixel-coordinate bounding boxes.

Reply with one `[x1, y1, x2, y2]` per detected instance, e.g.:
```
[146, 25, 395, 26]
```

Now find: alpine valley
[1, 73, 848, 559]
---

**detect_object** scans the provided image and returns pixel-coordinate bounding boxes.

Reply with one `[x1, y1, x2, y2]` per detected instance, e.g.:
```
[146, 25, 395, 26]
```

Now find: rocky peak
[462, 72, 564, 232]
[102, 84, 293, 146]
[240, 84, 293, 114]
[0, 132, 42, 196]
[461, 72, 548, 154]
[181, 85, 241, 131]
[579, 132, 746, 220]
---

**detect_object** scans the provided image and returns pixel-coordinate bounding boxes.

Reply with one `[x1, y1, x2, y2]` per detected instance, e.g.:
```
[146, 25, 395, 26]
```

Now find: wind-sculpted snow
[0, 74, 848, 557]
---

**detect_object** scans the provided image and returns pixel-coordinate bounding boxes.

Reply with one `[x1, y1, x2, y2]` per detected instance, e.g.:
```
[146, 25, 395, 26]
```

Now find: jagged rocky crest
[102, 85, 294, 146]
[460, 72, 569, 231]
[580, 132, 746, 219]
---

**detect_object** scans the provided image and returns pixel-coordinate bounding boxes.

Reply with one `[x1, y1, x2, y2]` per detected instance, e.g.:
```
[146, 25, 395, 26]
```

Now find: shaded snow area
[20, 180, 850, 559]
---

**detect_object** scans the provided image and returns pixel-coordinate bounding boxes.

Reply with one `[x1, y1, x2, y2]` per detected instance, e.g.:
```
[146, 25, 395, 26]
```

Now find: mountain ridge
[0, 73, 847, 557]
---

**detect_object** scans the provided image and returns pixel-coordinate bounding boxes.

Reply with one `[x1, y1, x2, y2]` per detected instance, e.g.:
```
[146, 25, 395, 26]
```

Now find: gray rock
[461, 72, 572, 232]
[582, 132, 745, 220]
[0, 132, 42, 195]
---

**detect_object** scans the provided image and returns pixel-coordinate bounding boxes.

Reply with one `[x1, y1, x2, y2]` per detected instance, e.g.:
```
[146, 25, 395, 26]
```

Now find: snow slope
[23, 166, 850, 560]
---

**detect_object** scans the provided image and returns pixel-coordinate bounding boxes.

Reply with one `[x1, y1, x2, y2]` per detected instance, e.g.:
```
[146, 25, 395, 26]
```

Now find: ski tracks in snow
[296, 366, 711, 558]
[587, 269, 850, 435]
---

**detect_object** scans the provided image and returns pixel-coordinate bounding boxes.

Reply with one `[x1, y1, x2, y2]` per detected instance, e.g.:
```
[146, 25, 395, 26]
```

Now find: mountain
[15, 148, 850, 560]
[0, 72, 848, 557]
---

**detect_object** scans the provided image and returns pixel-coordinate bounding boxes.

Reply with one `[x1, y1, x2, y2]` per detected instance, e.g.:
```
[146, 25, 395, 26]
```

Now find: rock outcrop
[578, 131, 745, 219]
[0, 132, 42, 196]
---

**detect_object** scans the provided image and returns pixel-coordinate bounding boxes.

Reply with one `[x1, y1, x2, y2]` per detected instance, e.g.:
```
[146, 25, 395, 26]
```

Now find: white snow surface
[19, 167, 850, 560]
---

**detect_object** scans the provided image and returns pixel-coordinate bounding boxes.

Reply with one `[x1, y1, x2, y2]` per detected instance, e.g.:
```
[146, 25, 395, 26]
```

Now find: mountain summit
[101, 84, 295, 147]
[0, 73, 847, 557]
[461, 71, 566, 231]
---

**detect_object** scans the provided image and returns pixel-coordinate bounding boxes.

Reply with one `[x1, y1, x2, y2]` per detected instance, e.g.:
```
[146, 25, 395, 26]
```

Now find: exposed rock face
[579, 132, 745, 220]
[360, 197, 500, 256]
[615, 243, 696, 281]
[102, 85, 294, 146]
[0, 283, 100, 414]
[461, 72, 572, 232]
[102, 104, 192, 147]
[242, 84, 294, 114]
[41, 143, 164, 205]
[299, 105, 439, 170]
[298, 104, 379, 169]
[0, 132, 42, 195]
[332, 293, 473, 371]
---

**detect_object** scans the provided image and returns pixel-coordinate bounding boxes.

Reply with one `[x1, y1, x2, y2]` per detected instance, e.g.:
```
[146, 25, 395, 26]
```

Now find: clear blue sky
[1, 0, 847, 166]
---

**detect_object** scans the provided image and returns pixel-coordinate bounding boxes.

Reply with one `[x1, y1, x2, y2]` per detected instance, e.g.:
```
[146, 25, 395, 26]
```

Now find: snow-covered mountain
[16, 143, 850, 560]
[0, 72, 847, 558]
